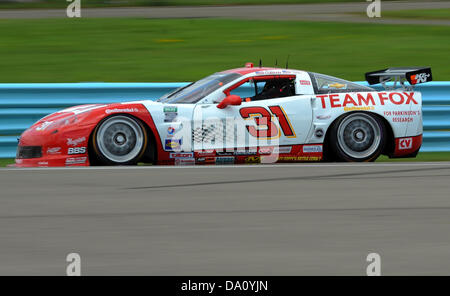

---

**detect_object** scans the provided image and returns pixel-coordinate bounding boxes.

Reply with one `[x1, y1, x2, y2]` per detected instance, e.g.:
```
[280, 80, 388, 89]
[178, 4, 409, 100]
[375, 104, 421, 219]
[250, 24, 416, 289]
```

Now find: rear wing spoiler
[365, 67, 432, 89]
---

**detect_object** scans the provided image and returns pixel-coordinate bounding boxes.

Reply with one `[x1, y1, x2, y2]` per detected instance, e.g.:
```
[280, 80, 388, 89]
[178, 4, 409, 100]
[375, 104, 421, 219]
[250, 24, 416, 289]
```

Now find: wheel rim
[96, 116, 144, 163]
[337, 113, 381, 159]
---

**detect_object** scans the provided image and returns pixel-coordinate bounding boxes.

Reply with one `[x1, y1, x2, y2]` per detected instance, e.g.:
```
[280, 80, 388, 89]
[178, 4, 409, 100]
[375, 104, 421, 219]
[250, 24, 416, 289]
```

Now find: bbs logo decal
[399, 138, 413, 150]
[68, 147, 87, 155]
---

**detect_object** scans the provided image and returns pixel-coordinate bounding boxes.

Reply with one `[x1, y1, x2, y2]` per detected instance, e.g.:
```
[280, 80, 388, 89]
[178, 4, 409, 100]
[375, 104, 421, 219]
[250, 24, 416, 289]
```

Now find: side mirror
[216, 95, 242, 109]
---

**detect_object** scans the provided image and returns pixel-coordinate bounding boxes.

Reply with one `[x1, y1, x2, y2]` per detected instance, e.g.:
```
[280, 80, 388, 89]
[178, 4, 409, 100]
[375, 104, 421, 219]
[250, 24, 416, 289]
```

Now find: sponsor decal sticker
[399, 137, 413, 150]
[167, 127, 176, 136]
[47, 147, 62, 155]
[196, 157, 215, 164]
[410, 73, 430, 84]
[279, 156, 321, 161]
[164, 113, 178, 122]
[68, 147, 87, 155]
[215, 157, 235, 165]
[245, 156, 261, 164]
[234, 148, 257, 155]
[67, 137, 86, 147]
[302, 145, 323, 153]
[105, 108, 138, 114]
[317, 92, 418, 109]
[36, 121, 53, 131]
[170, 152, 194, 159]
[164, 106, 178, 122]
[258, 147, 273, 155]
[299, 80, 311, 86]
[163, 106, 178, 113]
[66, 156, 87, 165]
[195, 149, 216, 157]
[216, 151, 234, 156]
[165, 139, 182, 151]
[174, 158, 195, 166]
[273, 146, 292, 154]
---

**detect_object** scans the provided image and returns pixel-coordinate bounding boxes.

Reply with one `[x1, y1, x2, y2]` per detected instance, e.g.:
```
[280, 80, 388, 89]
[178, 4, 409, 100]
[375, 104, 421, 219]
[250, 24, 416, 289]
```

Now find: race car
[15, 64, 431, 167]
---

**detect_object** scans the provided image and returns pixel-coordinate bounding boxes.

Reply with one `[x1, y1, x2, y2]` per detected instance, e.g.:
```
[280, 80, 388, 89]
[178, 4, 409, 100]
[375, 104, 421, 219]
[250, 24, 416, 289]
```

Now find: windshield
[158, 72, 241, 104]
[309, 72, 374, 94]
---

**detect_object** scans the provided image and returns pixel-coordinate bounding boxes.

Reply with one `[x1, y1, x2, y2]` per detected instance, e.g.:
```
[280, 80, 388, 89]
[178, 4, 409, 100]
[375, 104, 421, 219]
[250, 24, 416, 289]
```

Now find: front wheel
[92, 115, 148, 165]
[329, 112, 386, 162]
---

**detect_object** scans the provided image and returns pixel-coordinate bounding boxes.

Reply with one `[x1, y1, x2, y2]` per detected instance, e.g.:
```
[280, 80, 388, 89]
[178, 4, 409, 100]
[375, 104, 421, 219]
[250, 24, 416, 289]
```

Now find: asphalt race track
[1, 1, 450, 25]
[0, 162, 449, 275]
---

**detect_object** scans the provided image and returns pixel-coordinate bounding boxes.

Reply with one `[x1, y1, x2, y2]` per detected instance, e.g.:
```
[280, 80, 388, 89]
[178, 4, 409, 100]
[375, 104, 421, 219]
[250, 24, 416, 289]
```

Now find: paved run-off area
[0, 163, 449, 275]
[1, 1, 450, 25]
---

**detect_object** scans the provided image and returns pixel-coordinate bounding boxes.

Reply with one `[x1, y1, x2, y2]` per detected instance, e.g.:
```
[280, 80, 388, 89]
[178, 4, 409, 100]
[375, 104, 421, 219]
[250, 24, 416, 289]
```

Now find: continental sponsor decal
[318, 92, 418, 109]
[105, 108, 138, 114]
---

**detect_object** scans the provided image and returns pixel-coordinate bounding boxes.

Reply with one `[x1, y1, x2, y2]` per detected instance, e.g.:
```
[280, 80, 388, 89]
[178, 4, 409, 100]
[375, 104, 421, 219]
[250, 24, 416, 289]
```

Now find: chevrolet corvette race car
[15, 64, 431, 167]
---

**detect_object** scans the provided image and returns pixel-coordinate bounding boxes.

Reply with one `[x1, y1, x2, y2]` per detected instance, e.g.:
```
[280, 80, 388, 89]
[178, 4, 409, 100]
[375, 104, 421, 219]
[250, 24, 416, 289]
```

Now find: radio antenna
[259, 59, 262, 68]
[285, 55, 290, 69]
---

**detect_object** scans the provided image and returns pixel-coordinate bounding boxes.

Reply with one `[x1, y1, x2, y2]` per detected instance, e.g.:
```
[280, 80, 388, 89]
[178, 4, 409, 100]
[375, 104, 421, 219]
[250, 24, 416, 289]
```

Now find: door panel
[192, 95, 313, 151]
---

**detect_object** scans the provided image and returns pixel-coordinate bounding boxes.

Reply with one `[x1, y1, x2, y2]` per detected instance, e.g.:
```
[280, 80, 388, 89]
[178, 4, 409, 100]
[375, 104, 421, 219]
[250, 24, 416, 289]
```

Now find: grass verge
[0, 159, 14, 167]
[0, 18, 449, 82]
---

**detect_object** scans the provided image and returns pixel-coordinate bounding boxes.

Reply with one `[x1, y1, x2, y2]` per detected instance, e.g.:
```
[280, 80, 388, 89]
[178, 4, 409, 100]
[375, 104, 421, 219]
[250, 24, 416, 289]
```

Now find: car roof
[220, 67, 295, 76]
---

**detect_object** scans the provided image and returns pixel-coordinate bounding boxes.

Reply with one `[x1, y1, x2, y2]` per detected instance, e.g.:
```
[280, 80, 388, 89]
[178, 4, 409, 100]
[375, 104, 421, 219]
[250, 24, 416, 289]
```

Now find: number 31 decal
[239, 106, 296, 139]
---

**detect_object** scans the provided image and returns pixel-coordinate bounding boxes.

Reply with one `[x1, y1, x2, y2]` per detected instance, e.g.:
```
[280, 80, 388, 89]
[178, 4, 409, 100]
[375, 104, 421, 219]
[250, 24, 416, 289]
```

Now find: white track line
[2, 162, 450, 172]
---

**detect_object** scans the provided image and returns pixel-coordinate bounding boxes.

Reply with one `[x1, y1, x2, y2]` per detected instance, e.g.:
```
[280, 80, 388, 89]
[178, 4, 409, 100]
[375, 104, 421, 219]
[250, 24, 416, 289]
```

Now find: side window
[229, 80, 256, 98]
[310, 72, 374, 94]
[227, 76, 296, 102]
[314, 74, 349, 93]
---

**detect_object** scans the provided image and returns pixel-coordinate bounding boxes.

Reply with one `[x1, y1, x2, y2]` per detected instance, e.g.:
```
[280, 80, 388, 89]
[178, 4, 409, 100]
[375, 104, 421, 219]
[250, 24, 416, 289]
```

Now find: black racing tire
[91, 115, 148, 165]
[329, 112, 386, 162]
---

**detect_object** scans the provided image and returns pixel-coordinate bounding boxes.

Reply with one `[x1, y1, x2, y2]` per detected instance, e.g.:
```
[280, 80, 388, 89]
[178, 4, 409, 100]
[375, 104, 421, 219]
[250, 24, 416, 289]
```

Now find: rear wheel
[329, 112, 385, 162]
[92, 115, 147, 165]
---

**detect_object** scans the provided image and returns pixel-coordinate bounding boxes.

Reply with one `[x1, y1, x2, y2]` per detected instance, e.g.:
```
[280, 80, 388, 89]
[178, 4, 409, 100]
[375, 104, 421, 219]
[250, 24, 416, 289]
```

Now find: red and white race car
[15, 64, 431, 167]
